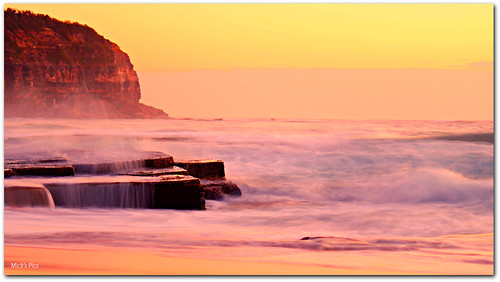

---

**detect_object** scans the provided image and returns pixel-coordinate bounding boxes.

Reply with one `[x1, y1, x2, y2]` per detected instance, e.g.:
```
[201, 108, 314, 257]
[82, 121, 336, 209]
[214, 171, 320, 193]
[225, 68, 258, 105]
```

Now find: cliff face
[4, 9, 168, 119]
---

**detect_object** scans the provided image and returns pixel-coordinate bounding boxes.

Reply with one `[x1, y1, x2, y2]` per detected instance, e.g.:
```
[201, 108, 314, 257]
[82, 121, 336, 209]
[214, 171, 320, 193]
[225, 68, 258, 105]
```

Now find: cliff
[4, 8, 168, 119]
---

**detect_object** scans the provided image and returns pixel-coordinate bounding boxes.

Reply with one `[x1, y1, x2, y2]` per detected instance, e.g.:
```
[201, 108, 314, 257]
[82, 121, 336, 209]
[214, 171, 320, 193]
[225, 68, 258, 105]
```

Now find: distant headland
[4, 8, 169, 119]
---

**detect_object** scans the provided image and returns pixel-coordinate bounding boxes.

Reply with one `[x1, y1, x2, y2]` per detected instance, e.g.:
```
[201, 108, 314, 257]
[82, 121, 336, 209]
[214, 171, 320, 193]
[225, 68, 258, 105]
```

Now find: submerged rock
[175, 159, 225, 178]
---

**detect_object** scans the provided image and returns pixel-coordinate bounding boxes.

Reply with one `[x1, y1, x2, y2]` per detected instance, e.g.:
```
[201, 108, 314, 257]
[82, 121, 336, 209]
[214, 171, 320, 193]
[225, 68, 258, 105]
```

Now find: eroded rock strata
[4, 9, 168, 119]
[4, 152, 242, 210]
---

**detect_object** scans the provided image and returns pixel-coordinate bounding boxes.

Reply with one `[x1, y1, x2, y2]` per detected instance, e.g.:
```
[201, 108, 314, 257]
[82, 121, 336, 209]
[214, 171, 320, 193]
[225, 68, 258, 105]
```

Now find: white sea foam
[4, 118, 493, 256]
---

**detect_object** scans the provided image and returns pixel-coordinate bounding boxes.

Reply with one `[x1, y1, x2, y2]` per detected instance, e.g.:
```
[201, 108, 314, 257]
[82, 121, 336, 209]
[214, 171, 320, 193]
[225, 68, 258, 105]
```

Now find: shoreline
[3, 246, 407, 275]
[4, 243, 493, 275]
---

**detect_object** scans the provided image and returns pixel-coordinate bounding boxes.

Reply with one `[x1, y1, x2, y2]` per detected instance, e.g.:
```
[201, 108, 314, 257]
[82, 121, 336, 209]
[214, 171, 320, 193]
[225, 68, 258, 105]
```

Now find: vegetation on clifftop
[5, 8, 115, 64]
[4, 8, 169, 119]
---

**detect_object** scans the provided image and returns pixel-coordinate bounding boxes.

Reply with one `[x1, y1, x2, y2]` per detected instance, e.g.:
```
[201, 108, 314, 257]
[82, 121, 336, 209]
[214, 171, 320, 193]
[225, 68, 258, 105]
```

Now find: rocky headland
[4, 9, 242, 209]
[4, 8, 168, 119]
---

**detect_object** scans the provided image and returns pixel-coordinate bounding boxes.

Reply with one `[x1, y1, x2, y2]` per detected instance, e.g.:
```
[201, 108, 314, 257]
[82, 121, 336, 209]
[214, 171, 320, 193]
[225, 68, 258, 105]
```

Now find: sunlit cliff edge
[4, 9, 168, 119]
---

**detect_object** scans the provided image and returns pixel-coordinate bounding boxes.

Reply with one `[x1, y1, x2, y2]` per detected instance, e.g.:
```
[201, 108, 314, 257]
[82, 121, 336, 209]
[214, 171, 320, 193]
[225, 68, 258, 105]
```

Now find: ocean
[3, 118, 494, 274]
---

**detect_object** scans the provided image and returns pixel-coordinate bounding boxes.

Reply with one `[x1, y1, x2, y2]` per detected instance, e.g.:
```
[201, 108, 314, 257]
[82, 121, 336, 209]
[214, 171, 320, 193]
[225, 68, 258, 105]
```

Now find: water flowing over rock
[4, 8, 168, 119]
[4, 183, 55, 208]
[4, 152, 241, 210]
[73, 152, 174, 174]
[5, 152, 174, 175]
[43, 175, 205, 209]
[73, 160, 146, 175]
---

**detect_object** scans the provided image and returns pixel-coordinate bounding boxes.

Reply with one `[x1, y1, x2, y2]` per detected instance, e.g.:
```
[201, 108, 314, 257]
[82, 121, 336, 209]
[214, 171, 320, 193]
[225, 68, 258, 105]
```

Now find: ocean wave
[334, 168, 493, 204]
[4, 118, 493, 244]
[422, 133, 493, 144]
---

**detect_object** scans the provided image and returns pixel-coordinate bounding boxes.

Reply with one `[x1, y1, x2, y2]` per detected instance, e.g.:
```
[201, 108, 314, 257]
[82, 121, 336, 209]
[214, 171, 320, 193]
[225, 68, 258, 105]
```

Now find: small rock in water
[219, 181, 242, 196]
[201, 179, 242, 200]
[300, 236, 334, 240]
[299, 236, 367, 245]
[202, 185, 224, 200]
[175, 159, 225, 178]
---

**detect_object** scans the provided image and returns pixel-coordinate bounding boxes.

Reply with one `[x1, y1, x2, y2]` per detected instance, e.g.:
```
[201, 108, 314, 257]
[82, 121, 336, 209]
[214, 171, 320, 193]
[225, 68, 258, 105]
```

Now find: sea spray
[4, 118, 493, 272]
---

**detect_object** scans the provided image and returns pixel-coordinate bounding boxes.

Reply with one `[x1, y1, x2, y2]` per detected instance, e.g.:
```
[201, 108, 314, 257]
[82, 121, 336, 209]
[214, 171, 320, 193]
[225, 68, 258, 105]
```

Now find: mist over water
[4, 118, 493, 271]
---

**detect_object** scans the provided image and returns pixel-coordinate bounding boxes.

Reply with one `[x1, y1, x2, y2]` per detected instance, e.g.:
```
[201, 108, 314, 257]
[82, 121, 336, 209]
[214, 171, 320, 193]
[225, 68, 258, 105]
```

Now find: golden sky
[5, 3, 494, 120]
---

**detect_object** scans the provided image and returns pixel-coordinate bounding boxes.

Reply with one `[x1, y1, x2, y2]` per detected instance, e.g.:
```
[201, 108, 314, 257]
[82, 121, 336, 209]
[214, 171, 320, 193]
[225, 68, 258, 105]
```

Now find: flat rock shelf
[4, 152, 241, 210]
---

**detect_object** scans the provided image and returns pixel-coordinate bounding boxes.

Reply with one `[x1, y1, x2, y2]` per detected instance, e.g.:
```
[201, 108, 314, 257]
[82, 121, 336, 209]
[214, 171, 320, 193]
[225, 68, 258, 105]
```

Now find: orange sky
[5, 3, 494, 120]
[139, 68, 492, 120]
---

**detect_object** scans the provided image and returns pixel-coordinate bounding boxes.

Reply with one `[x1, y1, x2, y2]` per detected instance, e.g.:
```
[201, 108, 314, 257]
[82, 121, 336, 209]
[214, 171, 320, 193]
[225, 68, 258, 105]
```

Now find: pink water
[4, 118, 494, 274]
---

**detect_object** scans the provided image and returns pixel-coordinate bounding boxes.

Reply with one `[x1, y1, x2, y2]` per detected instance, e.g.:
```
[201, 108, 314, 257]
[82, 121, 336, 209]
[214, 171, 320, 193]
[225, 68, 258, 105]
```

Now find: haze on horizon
[5, 3, 493, 120]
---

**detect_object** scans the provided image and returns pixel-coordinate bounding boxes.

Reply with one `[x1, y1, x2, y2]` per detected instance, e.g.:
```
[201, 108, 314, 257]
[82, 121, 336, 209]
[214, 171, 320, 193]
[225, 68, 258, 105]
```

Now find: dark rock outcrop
[202, 185, 224, 200]
[41, 175, 206, 210]
[8, 164, 75, 177]
[5, 152, 174, 176]
[143, 152, 174, 168]
[4, 8, 168, 119]
[201, 179, 242, 200]
[6, 158, 75, 176]
[152, 175, 205, 210]
[5, 152, 240, 209]
[174, 159, 225, 179]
